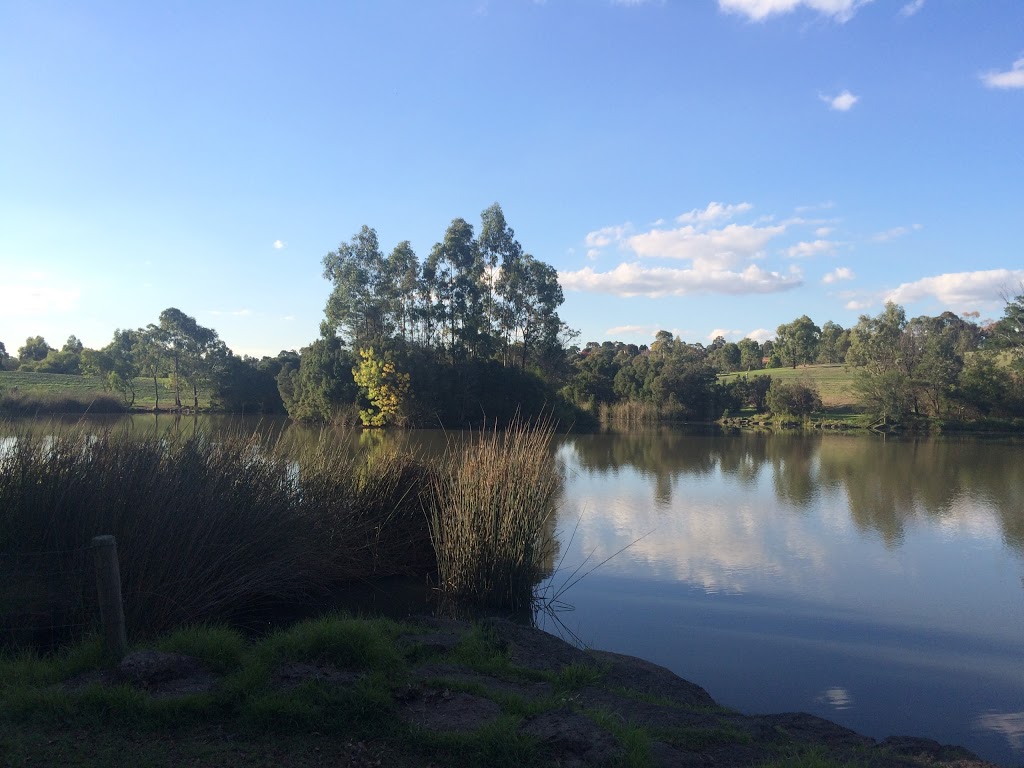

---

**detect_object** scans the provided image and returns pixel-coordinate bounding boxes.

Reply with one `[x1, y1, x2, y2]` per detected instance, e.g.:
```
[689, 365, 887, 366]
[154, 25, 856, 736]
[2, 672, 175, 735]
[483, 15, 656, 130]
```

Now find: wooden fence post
[91, 535, 127, 661]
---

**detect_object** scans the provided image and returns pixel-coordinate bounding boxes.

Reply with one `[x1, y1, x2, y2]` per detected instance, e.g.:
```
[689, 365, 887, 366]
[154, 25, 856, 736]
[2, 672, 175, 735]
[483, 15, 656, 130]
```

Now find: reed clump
[0, 423, 434, 644]
[428, 415, 561, 610]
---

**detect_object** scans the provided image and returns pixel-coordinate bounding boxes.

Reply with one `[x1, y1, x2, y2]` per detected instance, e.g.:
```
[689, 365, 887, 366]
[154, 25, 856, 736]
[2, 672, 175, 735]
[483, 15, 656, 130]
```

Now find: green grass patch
[720, 364, 859, 409]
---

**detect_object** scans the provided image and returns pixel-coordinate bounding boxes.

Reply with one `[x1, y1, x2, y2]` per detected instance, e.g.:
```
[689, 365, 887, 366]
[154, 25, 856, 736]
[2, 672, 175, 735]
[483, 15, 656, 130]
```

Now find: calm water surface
[11, 417, 1024, 764]
[538, 430, 1024, 767]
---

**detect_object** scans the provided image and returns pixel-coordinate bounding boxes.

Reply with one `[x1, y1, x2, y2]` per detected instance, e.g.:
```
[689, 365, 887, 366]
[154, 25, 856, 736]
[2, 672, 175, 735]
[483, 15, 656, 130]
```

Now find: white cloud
[795, 201, 835, 213]
[718, 0, 870, 23]
[872, 223, 921, 241]
[746, 328, 774, 343]
[273, 239, 286, 249]
[606, 325, 661, 338]
[0, 280, 80, 316]
[981, 57, 1024, 90]
[787, 239, 838, 258]
[899, 0, 925, 17]
[281, 315, 296, 321]
[675, 201, 752, 225]
[208, 309, 254, 317]
[822, 266, 855, 284]
[815, 227, 834, 237]
[885, 269, 1024, 306]
[559, 262, 801, 298]
[628, 222, 786, 270]
[845, 299, 872, 311]
[821, 90, 859, 111]
[584, 223, 632, 249]
[708, 328, 744, 341]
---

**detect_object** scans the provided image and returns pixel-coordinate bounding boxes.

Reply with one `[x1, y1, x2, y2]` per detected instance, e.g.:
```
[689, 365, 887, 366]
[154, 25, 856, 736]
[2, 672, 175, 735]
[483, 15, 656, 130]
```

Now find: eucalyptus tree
[737, 338, 762, 371]
[816, 321, 849, 364]
[775, 315, 820, 368]
[322, 225, 394, 349]
[479, 203, 523, 356]
[425, 218, 484, 359]
[157, 308, 220, 410]
[385, 240, 421, 344]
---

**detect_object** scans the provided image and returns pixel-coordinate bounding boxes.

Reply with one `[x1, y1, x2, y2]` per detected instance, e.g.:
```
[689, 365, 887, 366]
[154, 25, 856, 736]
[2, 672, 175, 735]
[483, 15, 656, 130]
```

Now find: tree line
[3, 201, 1022, 427]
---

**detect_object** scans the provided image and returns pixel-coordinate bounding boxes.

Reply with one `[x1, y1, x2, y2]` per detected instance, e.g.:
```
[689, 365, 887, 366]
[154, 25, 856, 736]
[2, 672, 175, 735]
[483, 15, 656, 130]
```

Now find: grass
[0, 370, 210, 412]
[428, 414, 561, 611]
[719, 364, 859, 409]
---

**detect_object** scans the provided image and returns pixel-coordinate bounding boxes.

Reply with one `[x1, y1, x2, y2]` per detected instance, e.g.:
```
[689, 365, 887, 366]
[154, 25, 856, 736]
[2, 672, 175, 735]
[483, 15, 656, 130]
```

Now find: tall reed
[428, 415, 561, 610]
[0, 422, 434, 643]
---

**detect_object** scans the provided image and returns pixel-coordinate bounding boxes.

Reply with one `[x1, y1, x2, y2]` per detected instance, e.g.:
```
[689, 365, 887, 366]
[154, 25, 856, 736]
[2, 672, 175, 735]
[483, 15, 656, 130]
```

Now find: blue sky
[2, 0, 1022, 358]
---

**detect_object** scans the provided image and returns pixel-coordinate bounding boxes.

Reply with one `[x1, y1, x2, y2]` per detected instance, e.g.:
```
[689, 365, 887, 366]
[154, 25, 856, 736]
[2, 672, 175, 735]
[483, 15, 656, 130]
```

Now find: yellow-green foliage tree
[352, 347, 410, 426]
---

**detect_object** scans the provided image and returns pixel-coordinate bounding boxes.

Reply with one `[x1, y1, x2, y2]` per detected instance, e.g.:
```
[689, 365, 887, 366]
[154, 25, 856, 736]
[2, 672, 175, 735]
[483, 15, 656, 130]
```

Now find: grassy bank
[718, 364, 859, 410]
[0, 615, 974, 768]
[0, 370, 208, 413]
[1, 419, 561, 648]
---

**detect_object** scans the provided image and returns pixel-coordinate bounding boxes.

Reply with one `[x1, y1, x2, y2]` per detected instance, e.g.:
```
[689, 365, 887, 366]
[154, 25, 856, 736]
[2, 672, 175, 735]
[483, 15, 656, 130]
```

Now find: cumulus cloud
[899, 0, 925, 16]
[815, 227, 834, 237]
[629, 223, 786, 270]
[845, 299, 872, 311]
[787, 239, 838, 258]
[873, 224, 921, 241]
[718, 0, 870, 23]
[273, 239, 286, 249]
[708, 328, 744, 341]
[981, 57, 1024, 90]
[885, 269, 1024, 306]
[821, 90, 859, 111]
[746, 328, 775, 343]
[606, 325, 662, 338]
[676, 201, 752, 225]
[559, 262, 801, 298]
[822, 267, 855, 284]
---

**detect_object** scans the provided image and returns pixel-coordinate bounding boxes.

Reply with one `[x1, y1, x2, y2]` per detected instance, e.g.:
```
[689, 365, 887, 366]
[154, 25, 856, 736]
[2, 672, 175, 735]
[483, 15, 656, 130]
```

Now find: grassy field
[0, 370, 209, 411]
[719, 364, 859, 409]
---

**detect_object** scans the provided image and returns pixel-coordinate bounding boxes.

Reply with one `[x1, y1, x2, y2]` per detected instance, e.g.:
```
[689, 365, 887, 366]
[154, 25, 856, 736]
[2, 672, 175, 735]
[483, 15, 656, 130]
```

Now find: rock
[521, 708, 621, 766]
[399, 688, 503, 732]
[115, 650, 216, 698]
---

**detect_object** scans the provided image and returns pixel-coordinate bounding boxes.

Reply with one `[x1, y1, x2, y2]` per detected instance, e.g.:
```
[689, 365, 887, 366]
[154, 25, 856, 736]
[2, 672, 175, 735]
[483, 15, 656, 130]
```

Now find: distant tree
[990, 290, 1024, 364]
[737, 338, 762, 371]
[211, 353, 284, 413]
[278, 336, 357, 423]
[0, 341, 8, 369]
[85, 329, 141, 406]
[158, 308, 219, 410]
[136, 326, 167, 410]
[18, 336, 52, 363]
[816, 321, 849, 364]
[61, 335, 84, 355]
[775, 316, 820, 368]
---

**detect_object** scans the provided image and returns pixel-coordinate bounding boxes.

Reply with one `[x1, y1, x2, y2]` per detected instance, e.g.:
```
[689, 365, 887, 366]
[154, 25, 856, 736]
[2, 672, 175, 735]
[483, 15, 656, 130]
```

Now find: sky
[2, 0, 1023, 358]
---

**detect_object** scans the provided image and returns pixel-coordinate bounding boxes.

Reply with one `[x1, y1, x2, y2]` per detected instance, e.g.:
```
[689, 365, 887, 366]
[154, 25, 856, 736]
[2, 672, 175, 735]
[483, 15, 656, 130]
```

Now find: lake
[8, 416, 1024, 765]
[538, 429, 1024, 767]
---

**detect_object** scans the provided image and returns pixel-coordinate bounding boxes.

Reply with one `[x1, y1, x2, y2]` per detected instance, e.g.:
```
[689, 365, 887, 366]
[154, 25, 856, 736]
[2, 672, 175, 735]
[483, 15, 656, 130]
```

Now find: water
[537, 430, 1024, 767]
[6, 417, 1023, 764]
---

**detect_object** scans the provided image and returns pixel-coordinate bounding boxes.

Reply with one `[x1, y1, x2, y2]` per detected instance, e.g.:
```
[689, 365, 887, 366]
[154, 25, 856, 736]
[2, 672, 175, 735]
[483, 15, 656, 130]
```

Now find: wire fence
[0, 545, 98, 650]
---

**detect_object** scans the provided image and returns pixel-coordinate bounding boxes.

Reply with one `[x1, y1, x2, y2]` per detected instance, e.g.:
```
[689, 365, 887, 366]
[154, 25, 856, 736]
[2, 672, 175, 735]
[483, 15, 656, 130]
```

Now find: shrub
[766, 379, 822, 417]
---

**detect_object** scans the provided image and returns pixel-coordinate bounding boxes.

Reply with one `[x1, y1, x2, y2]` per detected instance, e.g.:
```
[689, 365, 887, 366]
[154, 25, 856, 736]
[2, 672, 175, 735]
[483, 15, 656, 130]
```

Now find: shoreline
[5, 614, 999, 767]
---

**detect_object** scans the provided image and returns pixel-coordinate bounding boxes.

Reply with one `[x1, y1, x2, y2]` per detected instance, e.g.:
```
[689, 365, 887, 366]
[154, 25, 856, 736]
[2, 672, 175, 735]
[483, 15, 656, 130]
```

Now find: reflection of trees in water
[818, 437, 1024, 551]
[566, 430, 1024, 555]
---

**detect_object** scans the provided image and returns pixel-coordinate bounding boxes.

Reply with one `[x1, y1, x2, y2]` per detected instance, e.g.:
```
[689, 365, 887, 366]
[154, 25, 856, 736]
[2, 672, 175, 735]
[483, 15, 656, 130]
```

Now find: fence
[1, 536, 127, 659]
